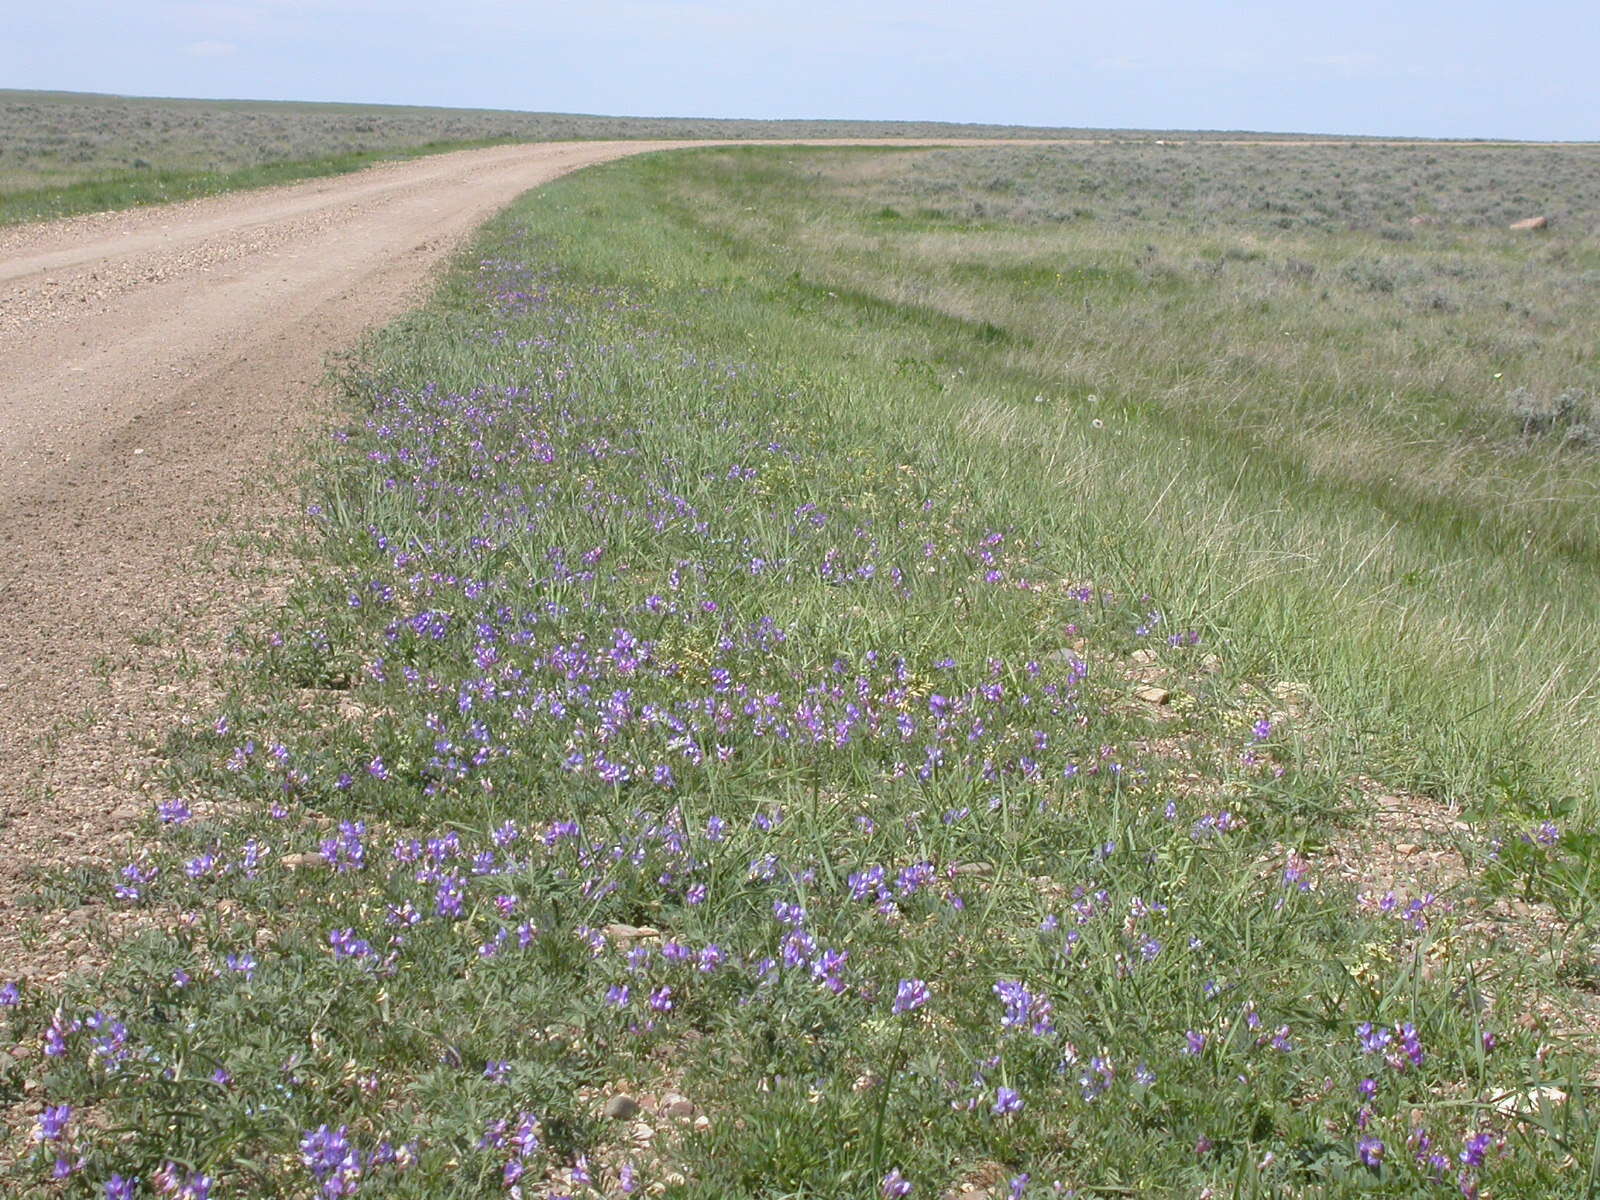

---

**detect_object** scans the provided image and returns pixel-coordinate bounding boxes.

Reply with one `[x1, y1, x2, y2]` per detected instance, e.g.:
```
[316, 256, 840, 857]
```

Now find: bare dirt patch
[1318, 785, 1600, 1052]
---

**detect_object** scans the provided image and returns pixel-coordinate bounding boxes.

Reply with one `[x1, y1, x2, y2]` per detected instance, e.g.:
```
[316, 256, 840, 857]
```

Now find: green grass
[2, 145, 1597, 1199]
[626, 144, 1600, 818]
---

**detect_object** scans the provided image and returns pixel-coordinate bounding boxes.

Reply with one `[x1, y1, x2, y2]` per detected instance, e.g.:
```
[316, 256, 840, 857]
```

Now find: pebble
[660, 1093, 697, 1119]
[603, 1093, 641, 1120]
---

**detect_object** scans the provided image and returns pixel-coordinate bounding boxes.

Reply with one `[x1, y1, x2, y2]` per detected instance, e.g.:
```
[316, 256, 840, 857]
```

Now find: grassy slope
[2, 147, 1596, 1198]
[635, 146, 1600, 820]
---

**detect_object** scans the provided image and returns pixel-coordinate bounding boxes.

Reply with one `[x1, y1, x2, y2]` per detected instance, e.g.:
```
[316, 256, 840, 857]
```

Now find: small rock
[661, 1092, 697, 1119]
[1509, 216, 1549, 231]
[951, 862, 994, 877]
[1131, 648, 1158, 665]
[603, 1094, 641, 1120]
[943, 1161, 1010, 1199]
[280, 852, 327, 870]
[1135, 686, 1171, 705]
[1494, 1085, 1567, 1116]
[1395, 843, 1421, 856]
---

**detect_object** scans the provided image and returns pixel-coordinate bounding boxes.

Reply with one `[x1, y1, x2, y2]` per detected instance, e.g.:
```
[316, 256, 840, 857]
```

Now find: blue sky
[5, 1, 1595, 139]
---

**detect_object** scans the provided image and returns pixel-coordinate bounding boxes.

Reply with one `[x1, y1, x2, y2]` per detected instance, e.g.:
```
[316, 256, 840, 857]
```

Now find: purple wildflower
[1356, 1022, 1391, 1055]
[35, 1104, 71, 1141]
[328, 928, 374, 961]
[992, 1086, 1023, 1116]
[1460, 1131, 1492, 1168]
[301, 1124, 373, 1197]
[435, 873, 465, 919]
[891, 978, 929, 1015]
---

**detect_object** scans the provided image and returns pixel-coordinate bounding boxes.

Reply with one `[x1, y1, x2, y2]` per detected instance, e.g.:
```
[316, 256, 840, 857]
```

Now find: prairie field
[4, 142, 1600, 1196]
[0, 89, 1208, 226]
[0, 89, 1494, 226]
[636, 142, 1600, 812]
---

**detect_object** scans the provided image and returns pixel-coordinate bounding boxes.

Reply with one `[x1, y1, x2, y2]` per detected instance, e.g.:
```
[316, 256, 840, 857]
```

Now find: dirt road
[0, 140, 740, 977]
